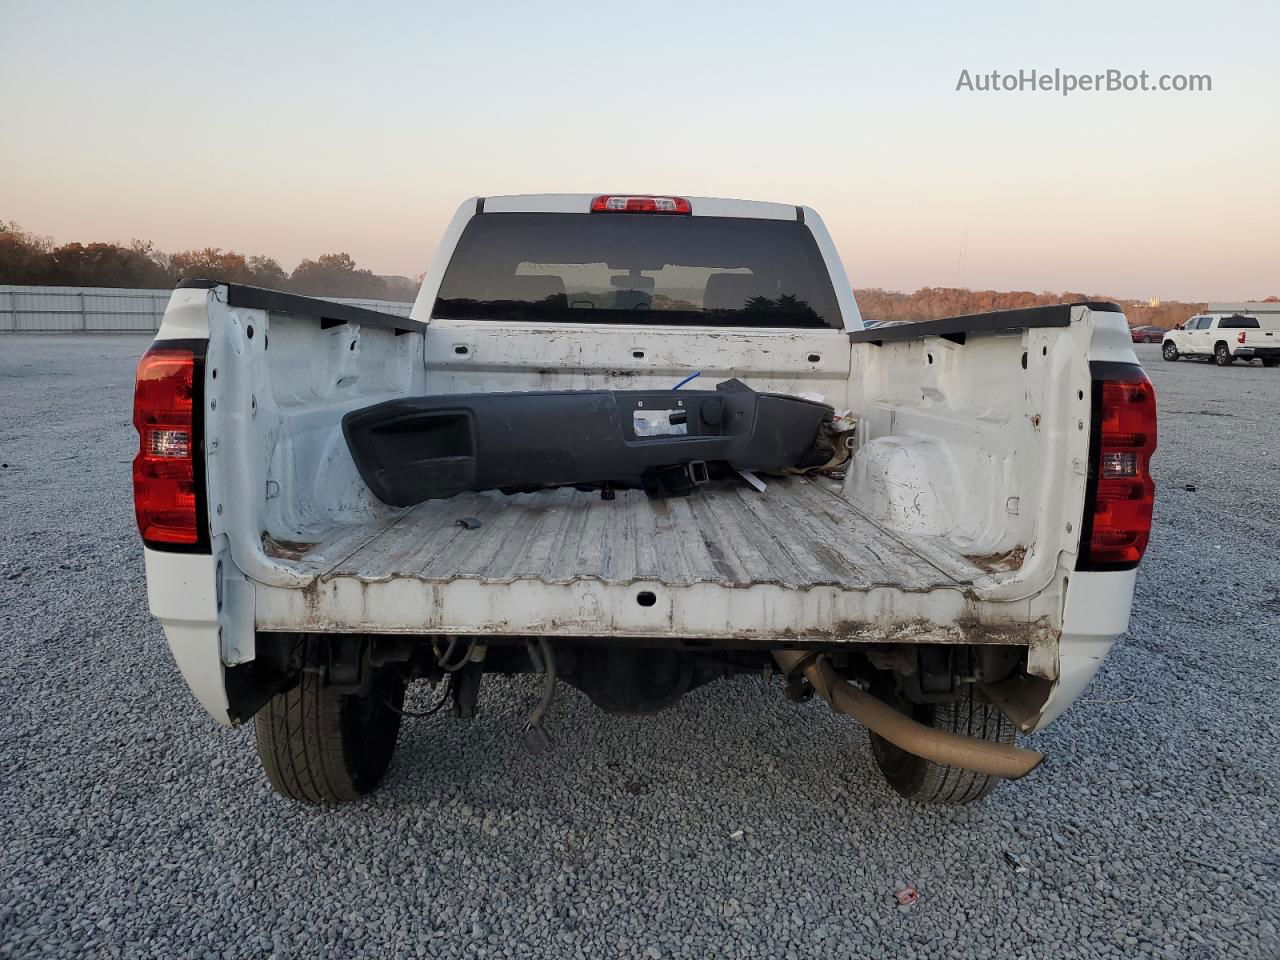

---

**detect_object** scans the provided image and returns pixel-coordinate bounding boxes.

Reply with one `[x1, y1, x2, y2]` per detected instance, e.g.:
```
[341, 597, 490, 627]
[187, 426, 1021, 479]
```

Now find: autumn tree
[247, 255, 288, 288]
[46, 241, 171, 287]
[0, 224, 416, 298]
[854, 287, 1205, 330]
[0, 221, 55, 284]
[289, 252, 388, 298]
[380, 275, 419, 301]
[169, 248, 256, 284]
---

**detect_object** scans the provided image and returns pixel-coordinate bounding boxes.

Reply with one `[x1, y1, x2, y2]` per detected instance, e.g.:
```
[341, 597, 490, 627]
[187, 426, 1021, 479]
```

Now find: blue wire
[673, 372, 701, 390]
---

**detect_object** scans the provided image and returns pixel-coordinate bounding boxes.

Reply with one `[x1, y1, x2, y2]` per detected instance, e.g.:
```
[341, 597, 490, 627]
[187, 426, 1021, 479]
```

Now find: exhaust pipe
[774, 651, 1044, 780]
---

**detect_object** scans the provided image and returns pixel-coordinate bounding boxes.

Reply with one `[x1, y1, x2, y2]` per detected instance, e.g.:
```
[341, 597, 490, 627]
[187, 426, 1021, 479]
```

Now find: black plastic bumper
[343, 379, 833, 506]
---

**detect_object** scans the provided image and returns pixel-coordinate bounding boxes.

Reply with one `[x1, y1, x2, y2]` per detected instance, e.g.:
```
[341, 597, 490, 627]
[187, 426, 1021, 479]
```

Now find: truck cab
[134, 194, 1157, 806]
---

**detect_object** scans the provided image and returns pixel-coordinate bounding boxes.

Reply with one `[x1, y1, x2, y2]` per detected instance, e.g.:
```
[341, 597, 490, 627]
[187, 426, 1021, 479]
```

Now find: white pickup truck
[134, 194, 1156, 806]
[1161, 312, 1280, 366]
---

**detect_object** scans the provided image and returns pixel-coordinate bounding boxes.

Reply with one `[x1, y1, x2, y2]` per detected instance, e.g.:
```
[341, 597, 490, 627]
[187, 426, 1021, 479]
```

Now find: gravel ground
[1, 335, 1277, 959]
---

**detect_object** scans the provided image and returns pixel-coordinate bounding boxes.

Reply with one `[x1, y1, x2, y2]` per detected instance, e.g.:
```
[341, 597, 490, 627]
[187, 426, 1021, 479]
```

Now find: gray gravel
[1, 335, 1277, 959]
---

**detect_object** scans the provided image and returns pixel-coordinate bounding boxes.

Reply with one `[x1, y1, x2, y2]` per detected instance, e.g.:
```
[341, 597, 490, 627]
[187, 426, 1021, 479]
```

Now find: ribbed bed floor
[298, 476, 976, 592]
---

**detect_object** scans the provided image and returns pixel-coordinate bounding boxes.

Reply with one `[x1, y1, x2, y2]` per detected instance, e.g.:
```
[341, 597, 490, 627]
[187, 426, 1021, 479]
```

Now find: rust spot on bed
[965, 546, 1027, 573]
[261, 532, 317, 561]
[776, 615, 1048, 648]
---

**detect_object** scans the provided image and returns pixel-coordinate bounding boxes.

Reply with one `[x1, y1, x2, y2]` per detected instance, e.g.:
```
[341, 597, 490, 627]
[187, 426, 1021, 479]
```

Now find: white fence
[0, 285, 415, 333]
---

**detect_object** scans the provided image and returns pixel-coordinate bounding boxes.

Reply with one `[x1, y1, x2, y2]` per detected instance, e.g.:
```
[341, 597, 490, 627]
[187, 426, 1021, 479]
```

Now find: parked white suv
[1162, 313, 1280, 366]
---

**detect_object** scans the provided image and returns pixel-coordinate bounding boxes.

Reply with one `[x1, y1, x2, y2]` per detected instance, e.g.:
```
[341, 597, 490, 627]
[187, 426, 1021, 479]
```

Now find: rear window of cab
[432, 213, 843, 329]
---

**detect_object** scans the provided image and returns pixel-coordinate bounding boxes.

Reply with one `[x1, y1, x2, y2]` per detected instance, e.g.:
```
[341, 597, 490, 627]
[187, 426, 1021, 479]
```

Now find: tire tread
[870, 684, 1016, 805]
[253, 638, 375, 804]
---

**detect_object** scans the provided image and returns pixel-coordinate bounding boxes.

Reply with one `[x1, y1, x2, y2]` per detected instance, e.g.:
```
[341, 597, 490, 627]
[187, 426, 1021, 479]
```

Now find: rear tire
[254, 640, 405, 803]
[1162, 342, 1179, 362]
[869, 686, 1016, 804]
[1214, 343, 1234, 366]
[1263, 358, 1279, 368]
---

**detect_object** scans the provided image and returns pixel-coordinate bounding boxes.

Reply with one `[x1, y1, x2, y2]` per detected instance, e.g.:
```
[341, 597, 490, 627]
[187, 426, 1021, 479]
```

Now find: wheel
[1214, 343, 1234, 366]
[1161, 341, 1179, 361]
[1263, 358, 1279, 368]
[869, 685, 1016, 804]
[254, 639, 405, 803]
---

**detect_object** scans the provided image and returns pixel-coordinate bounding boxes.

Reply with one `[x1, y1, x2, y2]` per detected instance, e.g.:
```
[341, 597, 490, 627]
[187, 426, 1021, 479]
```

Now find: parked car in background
[1129, 325, 1164, 343]
[1162, 313, 1280, 366]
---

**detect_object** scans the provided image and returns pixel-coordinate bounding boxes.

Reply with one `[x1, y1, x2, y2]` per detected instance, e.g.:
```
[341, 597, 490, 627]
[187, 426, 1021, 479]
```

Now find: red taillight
[591, 195, 692, 214]
[133, 345, 204, 548]
[1081, 373, 1156, 568]
[1237, 330, 1246, 345]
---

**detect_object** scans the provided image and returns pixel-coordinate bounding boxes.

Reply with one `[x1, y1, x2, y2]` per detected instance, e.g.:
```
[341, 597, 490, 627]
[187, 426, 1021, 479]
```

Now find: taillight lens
[133, 344, 206, 549]
[1237, 331, 1246, 345]
[591, 195, 692, 214]
[1079, 371, 1156, 569]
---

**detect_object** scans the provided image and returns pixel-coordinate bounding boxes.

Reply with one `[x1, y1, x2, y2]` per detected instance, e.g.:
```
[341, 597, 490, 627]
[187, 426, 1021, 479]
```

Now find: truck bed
[278, 476, 974, 590]
[251, 476, 1010, 646]
[146, 283, 1134, 729]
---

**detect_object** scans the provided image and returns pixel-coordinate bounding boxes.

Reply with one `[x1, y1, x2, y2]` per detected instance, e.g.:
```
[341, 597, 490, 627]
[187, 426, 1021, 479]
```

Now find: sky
[2, 0, 1277, 301]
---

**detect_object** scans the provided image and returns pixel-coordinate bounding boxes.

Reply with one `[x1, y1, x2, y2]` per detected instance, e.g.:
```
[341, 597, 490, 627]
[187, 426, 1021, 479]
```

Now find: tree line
[4, 220, 1271, 325]
[0, 221, 418, 301]
[852, 287, 1265, 330]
